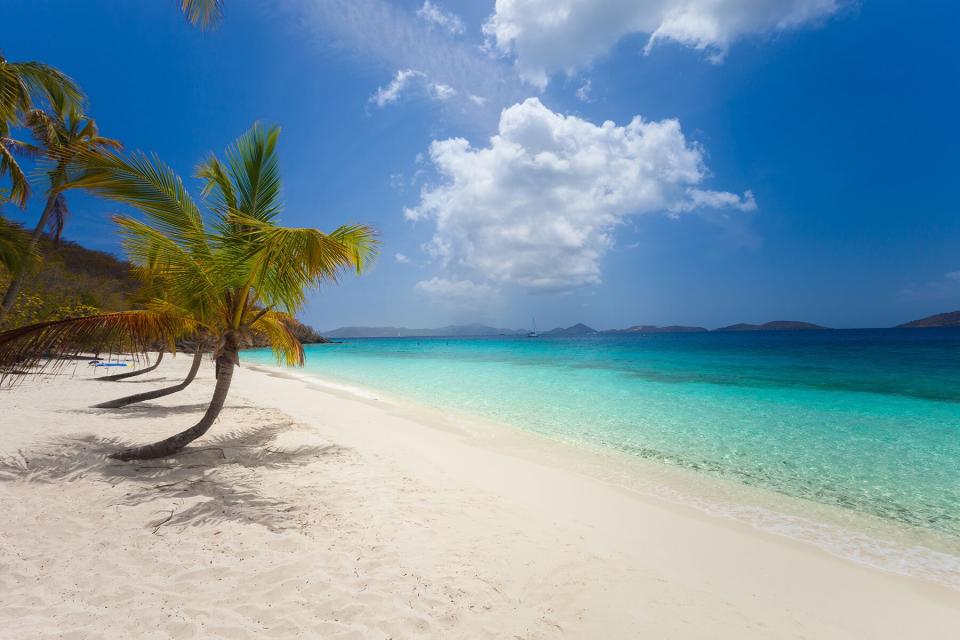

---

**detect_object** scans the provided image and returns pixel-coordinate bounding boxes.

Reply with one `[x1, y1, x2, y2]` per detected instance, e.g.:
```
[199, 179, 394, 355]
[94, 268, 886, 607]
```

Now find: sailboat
[527, 317, 539, 338]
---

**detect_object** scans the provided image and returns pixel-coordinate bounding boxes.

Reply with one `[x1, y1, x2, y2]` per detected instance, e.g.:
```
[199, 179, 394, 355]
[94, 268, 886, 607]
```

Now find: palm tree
[0, 122, 376, 460]
[179, 0, 224, 30]
[0, 53, 84, 208]
[0, 103, 121, 322]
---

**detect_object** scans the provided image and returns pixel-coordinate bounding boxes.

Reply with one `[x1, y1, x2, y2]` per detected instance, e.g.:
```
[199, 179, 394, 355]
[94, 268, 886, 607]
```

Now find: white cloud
[946, 271, 960, 281]
[372, 69, 424, 107]
[406, 98, 754, 290]
[483, 0, 842, 87]
[371, 69, 457, 107]
[415, 277, 503, 309]
[468, 94, 488, 106]
[289, 0, 523, 120]
[417, 1, 465, 36]
[430, 82, 457, 101]
[576, 79, 592, 103]
[395, 252, 411, 263]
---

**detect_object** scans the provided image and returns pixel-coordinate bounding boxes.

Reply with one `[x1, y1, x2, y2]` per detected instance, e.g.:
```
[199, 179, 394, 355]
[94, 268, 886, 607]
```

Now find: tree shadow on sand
[0, 417, 349, 532]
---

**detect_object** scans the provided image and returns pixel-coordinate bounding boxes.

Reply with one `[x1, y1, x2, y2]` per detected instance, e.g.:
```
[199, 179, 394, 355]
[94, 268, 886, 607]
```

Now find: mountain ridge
[897, 310, 960, 328]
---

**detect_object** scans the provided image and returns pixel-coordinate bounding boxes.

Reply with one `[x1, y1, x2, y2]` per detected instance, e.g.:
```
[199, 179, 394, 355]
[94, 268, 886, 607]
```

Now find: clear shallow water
[245, 329, 960, 542]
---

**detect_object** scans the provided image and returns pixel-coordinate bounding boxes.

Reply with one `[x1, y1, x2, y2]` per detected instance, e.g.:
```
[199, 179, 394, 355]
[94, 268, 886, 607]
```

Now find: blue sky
[3, 0, 959, 330]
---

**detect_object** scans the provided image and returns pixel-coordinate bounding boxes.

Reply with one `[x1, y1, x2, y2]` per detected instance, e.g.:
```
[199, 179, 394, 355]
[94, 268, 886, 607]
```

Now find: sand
[1, 353, 958, 638]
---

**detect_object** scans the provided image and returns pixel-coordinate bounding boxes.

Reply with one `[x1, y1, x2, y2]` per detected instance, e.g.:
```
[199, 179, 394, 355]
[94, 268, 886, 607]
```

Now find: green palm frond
[0, 310, 189, 386]
[0, 216, 35, 274]
[66, 148, 210, 256]
[0, 55, 84, 124]
[223, 122, 282, 223]
[0, 137, 30, 207]
[247, 310, 305, 366]
[179, 0, 224, 31]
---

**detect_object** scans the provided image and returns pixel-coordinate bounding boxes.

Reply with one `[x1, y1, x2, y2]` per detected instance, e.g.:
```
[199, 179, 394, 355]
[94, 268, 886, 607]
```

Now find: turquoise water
[245, 330, 960, 541]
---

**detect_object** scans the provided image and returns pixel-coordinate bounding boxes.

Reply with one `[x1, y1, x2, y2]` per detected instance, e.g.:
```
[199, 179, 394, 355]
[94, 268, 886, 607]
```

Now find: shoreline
[246, 361, 960, 590]
[2, 355, 959, 637]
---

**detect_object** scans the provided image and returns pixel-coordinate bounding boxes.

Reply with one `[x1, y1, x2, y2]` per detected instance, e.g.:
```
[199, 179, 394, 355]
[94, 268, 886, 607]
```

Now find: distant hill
[0, 234, 328, 342]
[543, 323, 598, 336]
[324, 324, 524, 338]
[0, 235, 140, 328]
[896, 311, 960, 328]
[603, 325, 708, 334]
[714, 320, 827, 332]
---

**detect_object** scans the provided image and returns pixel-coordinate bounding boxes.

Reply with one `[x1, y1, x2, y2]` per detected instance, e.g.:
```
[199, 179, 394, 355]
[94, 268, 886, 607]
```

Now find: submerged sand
[1, 354, 958, 638]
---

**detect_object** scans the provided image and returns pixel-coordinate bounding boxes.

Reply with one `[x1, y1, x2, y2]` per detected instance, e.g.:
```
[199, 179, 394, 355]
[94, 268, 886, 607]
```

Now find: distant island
[714, 320, 827, 332]
[324, 324, 524, 338]
[323, 320, 835, 338]
[604, 325, 708, 334]
[896, 310, 960, 328]
[543, 323, 598, 336]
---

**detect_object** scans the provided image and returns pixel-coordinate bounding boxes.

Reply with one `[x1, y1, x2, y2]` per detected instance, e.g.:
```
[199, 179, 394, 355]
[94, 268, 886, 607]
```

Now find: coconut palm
[0, 122, 376, 460]
[0, 53, 84, 208]
[0, 103, 121, 322]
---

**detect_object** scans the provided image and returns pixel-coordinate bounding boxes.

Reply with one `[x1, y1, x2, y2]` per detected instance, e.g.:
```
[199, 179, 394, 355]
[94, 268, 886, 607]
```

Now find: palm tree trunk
[92, 345, 203, 409]
[98, 350, 164, 381]
[0, 193, 57, 322]
[109, 338, 238, 461]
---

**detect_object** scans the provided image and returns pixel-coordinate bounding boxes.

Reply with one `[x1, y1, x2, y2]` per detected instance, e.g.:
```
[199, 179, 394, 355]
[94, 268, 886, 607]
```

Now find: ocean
[244, 329, 960, 581]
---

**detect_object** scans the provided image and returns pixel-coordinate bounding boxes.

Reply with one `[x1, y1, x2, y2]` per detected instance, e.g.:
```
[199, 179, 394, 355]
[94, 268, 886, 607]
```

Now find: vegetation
[0, 122, 377, 460]
[0, 100, 121, 321]
[0, 52, 84, 207]
[179, 0, 225, 30]
[0, 233, 140, 328]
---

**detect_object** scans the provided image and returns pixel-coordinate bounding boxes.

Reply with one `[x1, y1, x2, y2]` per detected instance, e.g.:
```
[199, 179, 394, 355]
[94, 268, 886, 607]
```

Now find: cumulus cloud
[483, 0, 843, 87]
[395, 252, 411, 263]
[417, 1, 465, 35]
[406, 98, 754, 290]
[415, 277, 503, 309]
[371, 69, 457, 107]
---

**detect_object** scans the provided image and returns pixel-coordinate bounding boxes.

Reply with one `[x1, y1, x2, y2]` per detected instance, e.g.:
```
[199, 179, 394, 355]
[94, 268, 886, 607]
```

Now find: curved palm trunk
[98, 350, 164, 381]
[92, 345, 203, 409]
[0, 194, 57, 322]
[109, 339, 238, 461]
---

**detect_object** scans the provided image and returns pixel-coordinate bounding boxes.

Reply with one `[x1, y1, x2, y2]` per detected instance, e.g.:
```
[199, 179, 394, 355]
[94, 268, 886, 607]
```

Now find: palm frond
[0, 138, 29, 207]
[65, 147, 211, 256]
[195, 153, 237, 216]
[223, 122, 282, 223]
[0, 310, 188, 386]
[114, 215, 221, 323]
[0, 216, 35, 274]
[247, 310, 305, 366]
[5, 61, 84, 118]
[226, 216, 376, 313]
[180, 0, 224, 31]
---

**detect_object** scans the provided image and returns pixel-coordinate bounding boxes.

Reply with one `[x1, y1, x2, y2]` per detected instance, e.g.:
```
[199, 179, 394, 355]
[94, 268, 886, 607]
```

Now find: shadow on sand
[0, 410, 348, 532]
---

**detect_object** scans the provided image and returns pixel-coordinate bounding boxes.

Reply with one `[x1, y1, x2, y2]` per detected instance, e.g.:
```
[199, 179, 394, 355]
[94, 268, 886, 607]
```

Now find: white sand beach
[1, 354, 958, 639]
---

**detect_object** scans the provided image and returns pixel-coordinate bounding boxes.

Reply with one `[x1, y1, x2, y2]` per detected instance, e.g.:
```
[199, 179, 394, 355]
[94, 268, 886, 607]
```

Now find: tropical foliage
[0, 53, 83, 207]
[0, 99, 120, 321]
[179, 0, 224, 30]
[0, 122, 377, 460]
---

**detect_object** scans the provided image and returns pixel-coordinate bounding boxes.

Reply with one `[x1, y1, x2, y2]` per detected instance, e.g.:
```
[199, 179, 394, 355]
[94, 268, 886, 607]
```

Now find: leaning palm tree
[0, 122, 376, 460]
[0, 53, 84, 207]
[0, 103, 121, 322]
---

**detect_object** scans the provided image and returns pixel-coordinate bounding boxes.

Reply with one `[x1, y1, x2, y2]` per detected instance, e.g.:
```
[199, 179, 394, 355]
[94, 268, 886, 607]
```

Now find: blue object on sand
[91, 362, 128, 367]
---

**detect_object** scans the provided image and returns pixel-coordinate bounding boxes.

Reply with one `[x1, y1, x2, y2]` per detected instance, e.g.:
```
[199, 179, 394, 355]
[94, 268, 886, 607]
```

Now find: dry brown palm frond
[0, 310, 190, 386]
